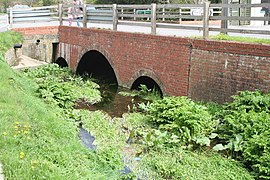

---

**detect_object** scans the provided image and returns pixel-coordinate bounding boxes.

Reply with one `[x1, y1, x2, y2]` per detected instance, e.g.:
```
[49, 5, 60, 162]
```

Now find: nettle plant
[24, 64, 101, 109]
[216, 90, 270, 179]
[140, 96, 218, 147]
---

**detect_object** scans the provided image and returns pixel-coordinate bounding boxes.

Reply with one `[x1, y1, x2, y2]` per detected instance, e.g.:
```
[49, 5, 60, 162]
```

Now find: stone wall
[5, 47, 22, 66]
[13, 26, 59, 63]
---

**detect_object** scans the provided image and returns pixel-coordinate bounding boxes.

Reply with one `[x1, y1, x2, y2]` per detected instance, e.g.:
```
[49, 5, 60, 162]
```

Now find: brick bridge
[15, 26, 270, 103]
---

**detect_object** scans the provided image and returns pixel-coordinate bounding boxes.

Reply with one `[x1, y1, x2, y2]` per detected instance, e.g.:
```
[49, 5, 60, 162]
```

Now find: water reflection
[76, 84, 143, 118]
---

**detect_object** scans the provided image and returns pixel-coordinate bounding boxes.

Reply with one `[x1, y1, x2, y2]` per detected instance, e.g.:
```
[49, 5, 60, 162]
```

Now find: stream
[76, 83, 145, 178]
[75, 83, 144, 118]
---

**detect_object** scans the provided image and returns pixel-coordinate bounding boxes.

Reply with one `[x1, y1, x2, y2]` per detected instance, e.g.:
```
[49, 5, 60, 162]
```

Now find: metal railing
[7, 3, 270, 39]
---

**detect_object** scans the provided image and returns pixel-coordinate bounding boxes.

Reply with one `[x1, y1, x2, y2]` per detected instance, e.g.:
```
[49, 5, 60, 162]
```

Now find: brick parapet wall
[191, 39, 270, 57]
[189, 50, 270, 102]
[13, 26, 59, 35]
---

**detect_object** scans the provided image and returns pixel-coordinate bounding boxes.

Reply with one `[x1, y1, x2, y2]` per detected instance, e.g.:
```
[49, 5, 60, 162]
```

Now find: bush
[144, 96, 217, 145]
[217, 90, 270, 179]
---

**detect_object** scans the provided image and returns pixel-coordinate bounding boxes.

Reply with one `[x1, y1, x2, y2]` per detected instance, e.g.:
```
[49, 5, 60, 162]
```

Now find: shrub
[144, 96, 217, 145]
[217, 90, 270, 179]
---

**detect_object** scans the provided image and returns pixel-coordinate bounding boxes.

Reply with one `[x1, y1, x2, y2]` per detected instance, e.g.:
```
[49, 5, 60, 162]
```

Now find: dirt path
[12, 55, 48, 70]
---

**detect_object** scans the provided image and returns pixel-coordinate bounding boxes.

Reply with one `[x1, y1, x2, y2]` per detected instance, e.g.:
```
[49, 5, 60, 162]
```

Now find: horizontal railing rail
[7, 3, 270, 38]
[7, 5, 59, 28]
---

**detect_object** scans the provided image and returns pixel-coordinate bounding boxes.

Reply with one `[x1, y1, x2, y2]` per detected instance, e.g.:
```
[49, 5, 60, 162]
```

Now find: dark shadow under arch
[76, 50, 118, 85]
[55, 57, 68, 68]
[131, 76, 163, 96]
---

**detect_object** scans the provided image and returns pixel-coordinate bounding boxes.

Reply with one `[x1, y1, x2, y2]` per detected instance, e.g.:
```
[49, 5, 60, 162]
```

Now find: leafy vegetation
[24, 64, 101, 108]
[216, 90, 270, 179]
[0, 31, 23, 57]
[141, 148, 253, 180]
[142, 96, 217, 146]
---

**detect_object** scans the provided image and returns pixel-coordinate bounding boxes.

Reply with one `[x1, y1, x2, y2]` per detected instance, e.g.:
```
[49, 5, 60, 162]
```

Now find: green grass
[0, 31, 123, 179]
[141, 148, 253, 180]
[0, 31, 23, 57]
[209, 33, 270, 44]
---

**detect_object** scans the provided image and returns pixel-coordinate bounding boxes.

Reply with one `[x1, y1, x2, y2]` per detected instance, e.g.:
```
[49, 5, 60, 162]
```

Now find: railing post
[221, 0, 228, 34]
[162, 8, 165, 21]
[203, 1, 210, 39]
[121, 8, 124, 20]
[151, 3, 157, 35]
[179, 8, 182, 24]
[133, 9, 136, 21]
[83, 4, 87, 28]
[112, 4, 118, 31]
[9, 8, 13, 29]
[59, 4, 63, 26]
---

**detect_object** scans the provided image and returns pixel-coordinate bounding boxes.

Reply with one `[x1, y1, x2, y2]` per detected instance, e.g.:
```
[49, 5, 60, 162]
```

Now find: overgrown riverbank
[1, 31, 269, 179]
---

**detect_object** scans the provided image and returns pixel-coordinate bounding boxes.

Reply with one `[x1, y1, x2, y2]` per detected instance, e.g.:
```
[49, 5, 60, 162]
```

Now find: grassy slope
[0, 32, 122, 179]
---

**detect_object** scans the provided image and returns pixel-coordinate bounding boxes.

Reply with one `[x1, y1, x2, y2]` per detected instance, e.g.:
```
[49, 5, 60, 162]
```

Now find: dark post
[151, 3, 157, 35]
[59, 4, 63, 26]
[203, 1, 210, 39]
[221, 0, 228, 34]
[83, 4, 87, 28]
[113, 4, 118, 31]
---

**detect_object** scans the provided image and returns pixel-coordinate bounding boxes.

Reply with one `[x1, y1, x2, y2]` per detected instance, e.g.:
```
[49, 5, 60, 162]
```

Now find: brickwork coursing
[58, 26, 191, 97]
[15, 26, 270, 103]
[13, 26, 59, 35]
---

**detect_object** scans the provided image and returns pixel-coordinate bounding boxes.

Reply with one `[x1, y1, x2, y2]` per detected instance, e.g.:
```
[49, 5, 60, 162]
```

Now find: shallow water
[76, 85, 143, 118]
[79, 127, 96, 150]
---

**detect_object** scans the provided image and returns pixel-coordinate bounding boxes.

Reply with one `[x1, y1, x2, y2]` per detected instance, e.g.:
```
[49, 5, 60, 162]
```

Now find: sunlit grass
[209, 33, 270, 44]
[192, 33, 270, 44]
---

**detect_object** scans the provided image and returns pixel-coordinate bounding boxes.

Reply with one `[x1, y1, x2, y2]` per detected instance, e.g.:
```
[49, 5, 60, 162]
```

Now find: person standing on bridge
[67, 5, 74, 26]
[73, 0, 84, 27]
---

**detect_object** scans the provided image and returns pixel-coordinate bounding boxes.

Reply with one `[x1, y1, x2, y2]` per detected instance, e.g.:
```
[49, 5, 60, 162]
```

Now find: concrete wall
[13, 26, 59, 63]
[5, 48, 22, 66]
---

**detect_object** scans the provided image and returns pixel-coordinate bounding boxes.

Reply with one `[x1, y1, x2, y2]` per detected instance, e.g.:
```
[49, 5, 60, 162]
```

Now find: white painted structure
[0, 14, 8, 32]
[251, 0, 265, 25]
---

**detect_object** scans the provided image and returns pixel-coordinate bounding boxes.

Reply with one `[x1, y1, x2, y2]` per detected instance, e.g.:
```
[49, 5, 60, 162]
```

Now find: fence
[0, 14, 8, 32]
[7, 3, 270, 39]
[7, 6, 59, 29]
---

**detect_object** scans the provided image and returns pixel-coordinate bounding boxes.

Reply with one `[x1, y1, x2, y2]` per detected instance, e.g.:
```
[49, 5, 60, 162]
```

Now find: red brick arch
[76, 45, 121, 85]
[128, 69, 166, 95]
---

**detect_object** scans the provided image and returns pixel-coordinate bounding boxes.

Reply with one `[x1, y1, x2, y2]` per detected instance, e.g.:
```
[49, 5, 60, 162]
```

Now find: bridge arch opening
[55, 57, 68, 68]
[76, 50, 117, 85]
[131, 76, 163, 96]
